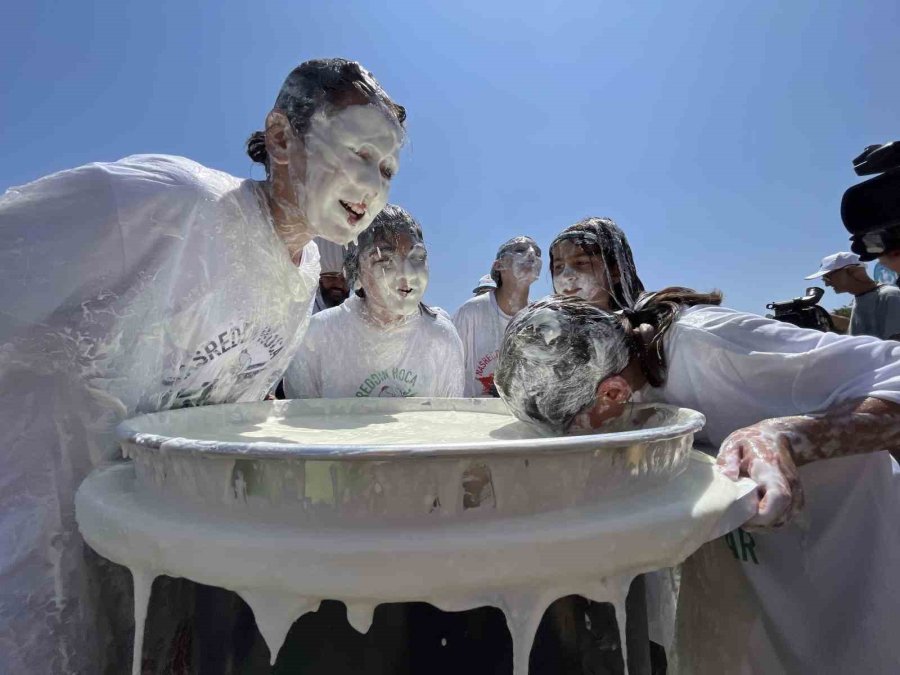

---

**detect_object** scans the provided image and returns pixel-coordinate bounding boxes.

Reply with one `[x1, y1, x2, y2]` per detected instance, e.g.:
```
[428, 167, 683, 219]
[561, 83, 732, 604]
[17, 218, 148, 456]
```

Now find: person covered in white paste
[549, 216, 644, 309]
[452, 236, 542, 396]
[0, 58, 406, 674]
[495, 291, 900, 674]
[284, 204, 464, 399]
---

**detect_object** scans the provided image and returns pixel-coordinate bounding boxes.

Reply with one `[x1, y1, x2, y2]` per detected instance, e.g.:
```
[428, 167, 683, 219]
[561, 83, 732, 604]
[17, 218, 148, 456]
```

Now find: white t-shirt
[452, 291, 513, 397]
[0, 155, 319, 674]
[638, 306, 900, 674]
[283, 294, 465, 399]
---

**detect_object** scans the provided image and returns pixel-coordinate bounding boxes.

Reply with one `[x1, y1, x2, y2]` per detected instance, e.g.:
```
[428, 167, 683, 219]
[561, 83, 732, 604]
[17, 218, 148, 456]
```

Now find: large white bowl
[118, 398, 704, 525]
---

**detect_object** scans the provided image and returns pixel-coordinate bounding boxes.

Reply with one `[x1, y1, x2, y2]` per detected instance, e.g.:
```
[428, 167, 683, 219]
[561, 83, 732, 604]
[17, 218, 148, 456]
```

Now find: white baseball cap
[314, 237, 347, 275]
[472, 274, 497, 293]
[804, 251, 863, 279]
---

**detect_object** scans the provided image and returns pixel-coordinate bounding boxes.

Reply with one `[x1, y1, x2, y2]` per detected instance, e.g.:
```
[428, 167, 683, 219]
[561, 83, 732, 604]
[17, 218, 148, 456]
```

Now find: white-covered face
[551, 240, 616, 309]
[496, 241, 542, 286]
[288, 105, 402, 245]
[359, 231, 429, 322]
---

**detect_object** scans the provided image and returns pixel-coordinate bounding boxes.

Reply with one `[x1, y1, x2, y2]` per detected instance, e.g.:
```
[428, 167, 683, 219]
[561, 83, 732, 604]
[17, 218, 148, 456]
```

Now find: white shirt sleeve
[657, 306, 900, 445]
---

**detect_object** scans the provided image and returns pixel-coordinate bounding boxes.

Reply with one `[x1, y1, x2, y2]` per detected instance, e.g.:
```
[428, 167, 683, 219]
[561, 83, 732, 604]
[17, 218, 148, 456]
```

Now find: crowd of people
[273, 208, 900, 673]
[2, 55, 899, 674]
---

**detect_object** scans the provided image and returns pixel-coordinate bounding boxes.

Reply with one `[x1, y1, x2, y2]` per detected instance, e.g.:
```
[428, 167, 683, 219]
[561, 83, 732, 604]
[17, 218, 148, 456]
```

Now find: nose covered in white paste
[359, 233, 429, 320]
[551, 240, 615, 308]
[496, 243, 542, 286]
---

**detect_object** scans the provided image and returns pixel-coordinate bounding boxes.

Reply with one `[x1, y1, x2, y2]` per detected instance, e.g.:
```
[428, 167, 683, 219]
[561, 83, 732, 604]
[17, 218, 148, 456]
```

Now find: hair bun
[246, 131, 268, 165]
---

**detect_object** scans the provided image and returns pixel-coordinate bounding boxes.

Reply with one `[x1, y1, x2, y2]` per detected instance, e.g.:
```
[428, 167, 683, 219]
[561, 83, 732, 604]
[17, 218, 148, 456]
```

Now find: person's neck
[359, 297, 415, 328]
[849, 278, 878, 297]
[494, 282, 530, 316]
[261, 176, 313, 265]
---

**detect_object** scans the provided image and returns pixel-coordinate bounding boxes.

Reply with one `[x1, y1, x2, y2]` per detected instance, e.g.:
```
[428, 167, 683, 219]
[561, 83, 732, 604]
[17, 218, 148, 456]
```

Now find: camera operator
[805, 251, 900, 340]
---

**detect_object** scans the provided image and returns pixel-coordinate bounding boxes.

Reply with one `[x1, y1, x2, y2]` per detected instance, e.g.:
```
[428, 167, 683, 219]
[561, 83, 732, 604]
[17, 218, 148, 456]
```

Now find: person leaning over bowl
[495, 289, 900, 675]
[0, 57, 406, 674]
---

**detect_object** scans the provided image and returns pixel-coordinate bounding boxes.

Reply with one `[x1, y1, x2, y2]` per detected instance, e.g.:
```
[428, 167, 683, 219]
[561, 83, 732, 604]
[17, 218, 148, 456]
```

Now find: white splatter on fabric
[283, 294, 463, 399]
[0, 155, 320, 673]
[638, 305, 900, 674]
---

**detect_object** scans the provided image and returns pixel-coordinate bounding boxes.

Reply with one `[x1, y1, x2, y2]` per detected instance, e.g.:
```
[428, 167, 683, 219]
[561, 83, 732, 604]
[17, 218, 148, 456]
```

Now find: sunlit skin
[493, 241, 542, 316]
[358, 231, 428, 326]
[567, 361, 645, 434]
[261, 104, 402, 263]
[551, 240, 620, 309]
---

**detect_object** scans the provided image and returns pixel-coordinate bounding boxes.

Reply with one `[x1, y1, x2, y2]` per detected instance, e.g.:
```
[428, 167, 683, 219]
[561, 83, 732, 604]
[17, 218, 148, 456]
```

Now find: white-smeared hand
[716, 424, 805, 530]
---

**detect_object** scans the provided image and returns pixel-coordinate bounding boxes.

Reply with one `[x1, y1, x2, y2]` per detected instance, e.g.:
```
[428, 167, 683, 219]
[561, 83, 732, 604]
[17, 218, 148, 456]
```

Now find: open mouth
[397, 288, 414, 297]
[339, 200, 367, 224]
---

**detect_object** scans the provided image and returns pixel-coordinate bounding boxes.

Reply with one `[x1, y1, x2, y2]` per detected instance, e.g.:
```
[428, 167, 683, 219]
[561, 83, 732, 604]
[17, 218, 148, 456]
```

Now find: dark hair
[491, 235, 542, 288]
[621, 287, 723, 387]
[246, 58, 407, 172]
[549, 217, 644, 309]
[495, 287, 721, 433]
[343, 204, 436, 318]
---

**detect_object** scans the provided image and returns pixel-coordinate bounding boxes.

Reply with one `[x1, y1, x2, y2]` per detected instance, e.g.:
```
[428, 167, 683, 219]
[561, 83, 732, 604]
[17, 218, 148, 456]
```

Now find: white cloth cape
[0, 155, 319, 673]
[283, 294, 464, 399]
[639, 306, 900, 674]
[452, 290, 512, 397]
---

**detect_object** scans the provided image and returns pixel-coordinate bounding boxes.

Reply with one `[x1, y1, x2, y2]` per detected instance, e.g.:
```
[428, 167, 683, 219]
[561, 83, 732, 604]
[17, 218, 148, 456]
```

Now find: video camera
[767, 287, 835, 332]
[842, 141, 900, 260]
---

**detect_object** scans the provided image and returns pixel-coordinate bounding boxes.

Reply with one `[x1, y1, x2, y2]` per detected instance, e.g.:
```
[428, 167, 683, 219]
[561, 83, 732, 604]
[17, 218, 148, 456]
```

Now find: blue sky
[2, 0, 898, 313]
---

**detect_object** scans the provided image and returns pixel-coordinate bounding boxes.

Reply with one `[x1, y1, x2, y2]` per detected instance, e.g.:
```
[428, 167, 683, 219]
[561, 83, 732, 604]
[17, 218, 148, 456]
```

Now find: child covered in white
[549, 216, 644, 309]
[284, 204, 464, 398]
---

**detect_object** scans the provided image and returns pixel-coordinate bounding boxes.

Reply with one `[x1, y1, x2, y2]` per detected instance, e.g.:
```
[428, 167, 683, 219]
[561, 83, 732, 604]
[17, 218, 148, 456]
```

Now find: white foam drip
[76, 455, 755, 671]
[236, 590, 320, 665]
[345, 601, 376, 635]
[78, 401, 756, 673]
[593, 577, 633, 675]
[130, 568, 155, 675]
[126, 570, 634, 673]
[497, 590, 554, 675]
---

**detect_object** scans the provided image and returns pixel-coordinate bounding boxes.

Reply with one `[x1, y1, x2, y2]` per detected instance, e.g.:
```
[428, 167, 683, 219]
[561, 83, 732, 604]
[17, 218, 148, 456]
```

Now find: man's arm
[829, 313, 850, 334]
[717, 397, 900, 529]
